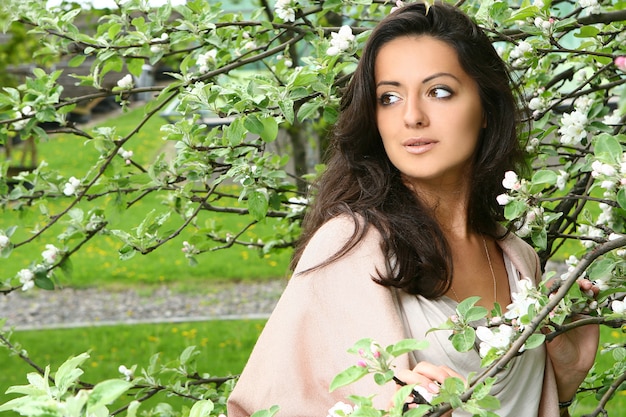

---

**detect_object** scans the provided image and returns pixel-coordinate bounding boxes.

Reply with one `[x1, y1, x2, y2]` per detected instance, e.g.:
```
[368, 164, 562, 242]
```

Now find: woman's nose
[403, 97, 428, 128]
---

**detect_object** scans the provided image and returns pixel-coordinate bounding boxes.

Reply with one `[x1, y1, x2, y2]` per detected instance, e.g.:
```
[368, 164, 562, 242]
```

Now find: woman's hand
[546, 279, 600, 403]
[394, 361, 463, 415]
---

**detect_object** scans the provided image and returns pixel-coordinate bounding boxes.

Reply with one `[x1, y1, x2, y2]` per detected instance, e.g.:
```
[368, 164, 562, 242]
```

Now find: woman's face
[375, 35, 485, 191]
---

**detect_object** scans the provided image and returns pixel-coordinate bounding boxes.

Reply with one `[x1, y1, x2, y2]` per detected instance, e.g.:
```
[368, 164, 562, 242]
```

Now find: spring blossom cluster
[196, 50, 217, 73]
[327, 26, 355, 56]
[275, 0, 297, 22]
[62, 176, 81, 196]
[0, 235, 9, 250]
[17, 269, 34, 291]
[116, 74, 134, 89]
[327, 401, 354, 417]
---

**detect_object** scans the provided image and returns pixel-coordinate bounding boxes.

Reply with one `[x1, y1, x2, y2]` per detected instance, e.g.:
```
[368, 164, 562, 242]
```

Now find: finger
[412, 361, 462, 383]
[577, 278, 599, 297]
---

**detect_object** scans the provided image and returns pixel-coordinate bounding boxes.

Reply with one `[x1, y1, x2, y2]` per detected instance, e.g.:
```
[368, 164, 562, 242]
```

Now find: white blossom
[591, 160, 616, 178]
[502, 171, 521, 190]
[117, 74, 134, 89]
[504, 278, 540, 321]
[611, 300, 625, 314]
[579, 0, 601, 14]
[525, 137, 540, 153]
[21, 106, 34, 116]
[17, 269, 35, 291]
[592, 278, 610, 291]
[579, 224, 604, 248]
[118, 365, 134, 381]
[574, 95, 594, 112]
[275, 0, 296, 22]
[533, 17, 552, 31]
[558, 109, 588, 145]
[0, 235, 9, 249]
[327, 25, 355, 56]
[390, 0, 405, 13]
[603, 111, 622, 126]
[41, 244, 60, 264]
[600, 180, 616, 191]
[287, 196, 308, 215]
[556, 170, 569, 190]
[528, 97, 544, 111]
[476, 324, 514, 357]
[509, 41, 532, 59]
[118, 147, 134, 162]
[327, 401, 354, 417]
[496, 193, 513, 206]
[533, 0, 545, 7]
[196, 50, 217, 73]
[63, 176, 81, 196]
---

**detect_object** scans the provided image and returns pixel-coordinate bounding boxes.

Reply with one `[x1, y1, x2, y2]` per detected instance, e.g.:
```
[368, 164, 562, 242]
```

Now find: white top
[397, 254, 545, 417]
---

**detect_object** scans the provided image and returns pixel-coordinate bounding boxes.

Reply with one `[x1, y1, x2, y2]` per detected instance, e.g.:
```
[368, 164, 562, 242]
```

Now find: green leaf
[575, 26, 600, 38]
[456, 296, 481, 316]
[594, 134, 622, 164]
[451, 327, 476, 352]
[529, 169, 557, 193]
[244, 114, 264, 136]
[248, 189, 269, 221]
[524, 333, 546, 350]
[34, 275, 55, 291]
[387, 338, 429, 356]
[87, 379, 133, 411]
[617, 188, 626, 210]
[250, 405, 280, 417]
[504, 200, 527, 220]
[260, 116, 278, 143]
[55, 353, 89, 397]
[278, 98, 295, 124]
[189, 400, 214, 417]
[127, 58, 144, 77]
[464, 306, 488, 323]
[68, 54, 87, 67]
[297, 100, 320, 123]
[373, 370, 394, 386]
[531, 228, 547, 250]
[329, 365, 368, 392]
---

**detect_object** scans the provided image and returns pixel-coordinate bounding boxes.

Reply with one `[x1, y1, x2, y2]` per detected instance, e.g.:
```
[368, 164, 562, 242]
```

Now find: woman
[227, 2, 598, 416]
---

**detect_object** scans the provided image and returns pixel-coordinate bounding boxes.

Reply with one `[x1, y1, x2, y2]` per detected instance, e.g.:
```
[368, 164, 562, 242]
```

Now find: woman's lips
[402, 138, 438, 154]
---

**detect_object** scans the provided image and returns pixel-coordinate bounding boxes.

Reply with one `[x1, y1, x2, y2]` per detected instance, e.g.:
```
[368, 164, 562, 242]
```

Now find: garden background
[0, 0, 625, 416]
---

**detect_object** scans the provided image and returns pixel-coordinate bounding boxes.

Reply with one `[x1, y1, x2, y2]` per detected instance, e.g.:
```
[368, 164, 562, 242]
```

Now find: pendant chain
[450, 236, 497, 303]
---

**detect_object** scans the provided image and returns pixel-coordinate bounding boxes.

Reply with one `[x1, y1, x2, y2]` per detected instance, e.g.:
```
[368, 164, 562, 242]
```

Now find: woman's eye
[429, 87, 452, 99]
[378, 93, 401, 105]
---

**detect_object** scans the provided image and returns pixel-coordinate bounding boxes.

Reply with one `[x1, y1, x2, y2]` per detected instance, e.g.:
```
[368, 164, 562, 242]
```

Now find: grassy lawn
[0, 319, 266, 416]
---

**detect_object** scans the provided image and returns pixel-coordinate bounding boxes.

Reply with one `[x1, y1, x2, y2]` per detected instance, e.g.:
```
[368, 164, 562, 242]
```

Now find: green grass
[1, 104, 293, 289]
[0, 319, 266, 415]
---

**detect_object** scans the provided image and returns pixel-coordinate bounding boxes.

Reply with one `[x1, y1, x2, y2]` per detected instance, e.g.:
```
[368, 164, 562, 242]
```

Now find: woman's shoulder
[295, 214, 385, 273]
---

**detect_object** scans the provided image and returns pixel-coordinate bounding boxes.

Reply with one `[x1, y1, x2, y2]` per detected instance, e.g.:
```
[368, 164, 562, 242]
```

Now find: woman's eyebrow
[422, 72, 460, 84]
[376, 72, 460, 88]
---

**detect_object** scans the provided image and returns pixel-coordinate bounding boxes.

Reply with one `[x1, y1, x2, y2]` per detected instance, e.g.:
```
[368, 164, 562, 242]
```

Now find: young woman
[227, 2, 598, 416]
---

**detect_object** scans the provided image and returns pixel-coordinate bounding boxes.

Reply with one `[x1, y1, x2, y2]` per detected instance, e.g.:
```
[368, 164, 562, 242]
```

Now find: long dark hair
[292, 1, 528, 298]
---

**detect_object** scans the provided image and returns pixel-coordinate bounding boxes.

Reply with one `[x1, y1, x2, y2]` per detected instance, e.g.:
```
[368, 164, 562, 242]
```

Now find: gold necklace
[450, 236, 497, 303]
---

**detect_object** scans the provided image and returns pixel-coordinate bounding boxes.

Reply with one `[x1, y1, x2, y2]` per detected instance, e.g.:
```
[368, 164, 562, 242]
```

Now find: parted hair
[291, 1, 528, 298]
